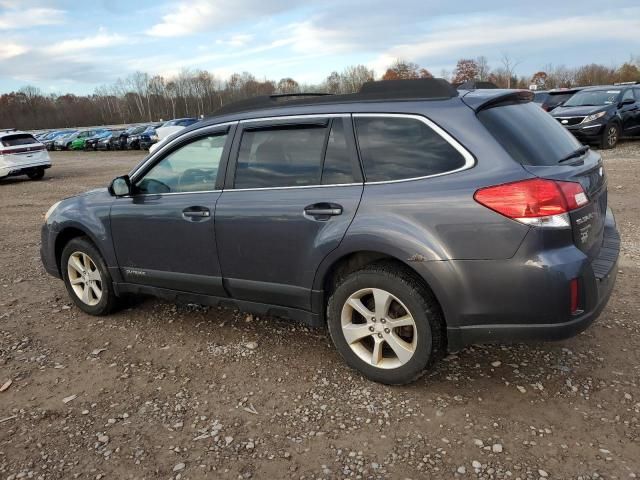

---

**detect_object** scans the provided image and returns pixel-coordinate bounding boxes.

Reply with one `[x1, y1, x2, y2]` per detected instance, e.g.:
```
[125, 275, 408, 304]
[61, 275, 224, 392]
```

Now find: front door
[110, 126, 234, 296]
[215, 115, 363, 310]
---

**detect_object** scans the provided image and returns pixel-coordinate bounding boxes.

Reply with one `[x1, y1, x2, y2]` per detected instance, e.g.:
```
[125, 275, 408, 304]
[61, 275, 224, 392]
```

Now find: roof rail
[613, 81, 639, 85]
[211, 78, 458, 117]
[214, 93, 333, 116]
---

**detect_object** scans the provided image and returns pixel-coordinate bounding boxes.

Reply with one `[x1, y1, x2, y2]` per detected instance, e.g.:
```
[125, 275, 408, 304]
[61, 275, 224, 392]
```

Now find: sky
[0, 0, 639, 95]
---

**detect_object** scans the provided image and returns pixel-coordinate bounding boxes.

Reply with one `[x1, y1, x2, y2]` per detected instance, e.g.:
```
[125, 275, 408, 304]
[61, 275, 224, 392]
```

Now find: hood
[551, 105, 611, 117]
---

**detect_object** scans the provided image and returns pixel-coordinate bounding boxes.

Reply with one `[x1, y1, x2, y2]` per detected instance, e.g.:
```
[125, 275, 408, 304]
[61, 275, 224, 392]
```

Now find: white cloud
[0, 42, 27, 59]
[146, 0, 290, 37]
[44, 31, 130, 55]
[0, 7, 65, 29]
[216, 34, 253, 48]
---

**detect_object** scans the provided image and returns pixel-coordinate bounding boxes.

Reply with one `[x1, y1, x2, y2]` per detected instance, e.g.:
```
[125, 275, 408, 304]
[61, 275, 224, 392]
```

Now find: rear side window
[354, 116, 466, 182]
[235, 125, 327, 188]
[1, 134, 37, 147]
[478, 102, 582, 166]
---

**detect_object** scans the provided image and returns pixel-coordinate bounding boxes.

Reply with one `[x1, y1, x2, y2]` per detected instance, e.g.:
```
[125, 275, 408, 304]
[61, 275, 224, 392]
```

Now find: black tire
[327, 262, 444, 385]
[600, 122, 620, 149]
[27, 167, 45, 180]
[61, 237, 119, 315]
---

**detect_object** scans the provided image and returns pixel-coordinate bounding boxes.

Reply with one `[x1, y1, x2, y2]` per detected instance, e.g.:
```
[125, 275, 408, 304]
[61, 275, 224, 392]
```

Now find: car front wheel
[327, 263, 443, 385]
[601, 123, 620, 149]
[61, 237, 118, 315]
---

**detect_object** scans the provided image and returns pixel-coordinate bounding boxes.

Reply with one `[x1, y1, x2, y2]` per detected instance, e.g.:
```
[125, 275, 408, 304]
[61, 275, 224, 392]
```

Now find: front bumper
[446, 208, 620, 351]
[565, 122, 605, 142]
[41, 222, 61, 278]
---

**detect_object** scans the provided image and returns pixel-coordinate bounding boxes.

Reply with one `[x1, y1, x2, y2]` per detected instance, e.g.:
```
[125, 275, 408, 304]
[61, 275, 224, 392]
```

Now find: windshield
[564, 89, 620, 107]
[478, 102, 582, 166]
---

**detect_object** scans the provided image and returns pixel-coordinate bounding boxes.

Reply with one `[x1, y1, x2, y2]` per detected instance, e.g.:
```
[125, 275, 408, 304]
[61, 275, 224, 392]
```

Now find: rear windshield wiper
[558, 145, 590, 163]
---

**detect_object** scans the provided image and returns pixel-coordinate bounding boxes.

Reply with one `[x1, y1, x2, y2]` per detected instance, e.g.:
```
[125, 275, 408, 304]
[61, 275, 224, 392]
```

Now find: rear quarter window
[1, 134, 38, 147]
[354, 115, 468, 182]
[478, 102, 582, 166]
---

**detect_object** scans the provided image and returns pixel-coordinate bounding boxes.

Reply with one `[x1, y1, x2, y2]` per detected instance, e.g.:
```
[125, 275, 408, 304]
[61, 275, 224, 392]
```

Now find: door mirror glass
[110, 175, 131, 196]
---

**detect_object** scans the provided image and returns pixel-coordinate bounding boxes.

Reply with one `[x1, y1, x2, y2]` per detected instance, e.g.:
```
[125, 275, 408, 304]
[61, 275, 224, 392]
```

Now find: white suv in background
[0, 130, 52, 180]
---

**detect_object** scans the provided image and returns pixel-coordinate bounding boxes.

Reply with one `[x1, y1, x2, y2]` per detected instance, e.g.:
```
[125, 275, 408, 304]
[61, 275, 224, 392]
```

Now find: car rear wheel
[327, 263, 443, 385]
[601, 123, 620, 149]
[27, 167, 45, 180]
[61, 237, 118, 315]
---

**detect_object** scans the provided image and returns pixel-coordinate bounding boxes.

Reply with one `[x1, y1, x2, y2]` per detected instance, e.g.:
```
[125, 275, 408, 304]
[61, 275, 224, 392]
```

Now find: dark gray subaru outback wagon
[41, 79, 620, 385]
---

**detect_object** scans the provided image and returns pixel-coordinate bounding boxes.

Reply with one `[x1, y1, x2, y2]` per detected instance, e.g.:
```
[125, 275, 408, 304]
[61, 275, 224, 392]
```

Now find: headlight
[150, 135, 158, 141]
[582, 111, 607, 123]
[44, 201, 61, 222]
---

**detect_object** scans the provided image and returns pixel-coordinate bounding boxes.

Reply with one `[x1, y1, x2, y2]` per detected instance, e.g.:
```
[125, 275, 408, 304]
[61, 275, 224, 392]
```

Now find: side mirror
[109, 175, 131, 197]
[621, 98, 635, 106]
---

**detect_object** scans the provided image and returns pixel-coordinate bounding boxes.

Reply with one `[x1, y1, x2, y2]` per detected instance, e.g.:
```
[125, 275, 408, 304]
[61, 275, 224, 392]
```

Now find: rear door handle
[182, 207, 211, 219]
[304, 203, 343, 219]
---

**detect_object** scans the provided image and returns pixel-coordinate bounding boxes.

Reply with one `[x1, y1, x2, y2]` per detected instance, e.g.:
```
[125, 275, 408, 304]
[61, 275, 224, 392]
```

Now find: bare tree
[500, 53, 522, 88]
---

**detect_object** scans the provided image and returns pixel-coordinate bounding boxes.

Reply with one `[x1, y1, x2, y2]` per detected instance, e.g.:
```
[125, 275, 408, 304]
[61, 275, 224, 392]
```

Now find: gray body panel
[40, 92, 620, 351]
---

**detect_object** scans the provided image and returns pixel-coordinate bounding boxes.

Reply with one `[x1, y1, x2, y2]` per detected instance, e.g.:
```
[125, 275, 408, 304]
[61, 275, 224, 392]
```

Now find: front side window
[235, 125, 327, 189]
[354, 116, 466, 182]
[621, 89, 635, 102]
[136, 134, 227, 194]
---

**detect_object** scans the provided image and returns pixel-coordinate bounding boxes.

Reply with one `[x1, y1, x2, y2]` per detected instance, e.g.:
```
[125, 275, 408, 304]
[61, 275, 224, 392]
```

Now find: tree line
[1, 56, 639, 130]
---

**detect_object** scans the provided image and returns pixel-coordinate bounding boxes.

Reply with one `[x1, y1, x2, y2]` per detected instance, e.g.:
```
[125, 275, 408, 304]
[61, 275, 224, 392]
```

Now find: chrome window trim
[129, 121, 237, 182]
[227, 182, 363, 193]
[352, 113, 475, 185]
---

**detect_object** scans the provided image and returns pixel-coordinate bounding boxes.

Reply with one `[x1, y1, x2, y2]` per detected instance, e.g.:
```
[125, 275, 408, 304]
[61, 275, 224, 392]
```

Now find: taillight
[474, 178, 588, 228]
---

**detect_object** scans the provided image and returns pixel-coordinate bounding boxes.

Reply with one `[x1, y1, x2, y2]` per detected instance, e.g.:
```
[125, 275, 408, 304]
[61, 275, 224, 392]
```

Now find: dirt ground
[1, 144, 639, 480]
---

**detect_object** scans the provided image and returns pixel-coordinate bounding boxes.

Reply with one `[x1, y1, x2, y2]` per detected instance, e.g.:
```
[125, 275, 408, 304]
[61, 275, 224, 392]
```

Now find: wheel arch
[315, 249, 450, 334]
[54, 225, 104, 275]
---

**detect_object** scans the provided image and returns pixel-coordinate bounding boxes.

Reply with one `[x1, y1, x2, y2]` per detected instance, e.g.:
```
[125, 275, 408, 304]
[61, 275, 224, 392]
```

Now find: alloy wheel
[67, 252, 103, 306]
[340, 288, 417, 369]
[607, 126, 618, 147]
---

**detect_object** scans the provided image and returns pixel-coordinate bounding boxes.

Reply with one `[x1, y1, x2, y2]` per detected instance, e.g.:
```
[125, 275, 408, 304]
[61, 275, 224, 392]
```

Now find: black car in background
[551, 84, 640, 148]
[85, 130, 114, 150]
[127, 123, 162, 150]
[533, 87, 585, 112]
[96, 130, 125, 150]
[115, 125, 147, 150]
[139, 126, 160, 150]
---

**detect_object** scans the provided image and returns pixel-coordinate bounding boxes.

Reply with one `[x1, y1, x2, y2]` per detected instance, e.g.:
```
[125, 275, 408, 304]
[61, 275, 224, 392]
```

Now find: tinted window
[621, 89, 635, 102]
[354, 116, 466, 182]
[479, 102, 582, 166]
[564, 89, 620, 107]
[1, 134, 38, 147]
[322, 120, 355, 185]
[533, 92, 548, 104]
[136, 134, 227, 194]
[235, 125, 326, 188]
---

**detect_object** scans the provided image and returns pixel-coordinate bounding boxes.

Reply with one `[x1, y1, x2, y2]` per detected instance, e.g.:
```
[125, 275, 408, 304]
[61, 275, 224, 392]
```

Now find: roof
[581, 84, 638, 91]
[0, 129, 30, 139]
[210, 79, 459, 118]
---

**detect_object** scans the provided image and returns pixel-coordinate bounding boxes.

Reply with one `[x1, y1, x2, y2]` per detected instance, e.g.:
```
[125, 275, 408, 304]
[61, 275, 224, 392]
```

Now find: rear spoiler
[460, 89, 534, 112]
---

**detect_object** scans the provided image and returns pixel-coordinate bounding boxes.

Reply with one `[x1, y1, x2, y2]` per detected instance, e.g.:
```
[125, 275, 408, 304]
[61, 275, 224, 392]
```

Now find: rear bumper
[445, 208, 620, 351]
[0, 161, 51, 179]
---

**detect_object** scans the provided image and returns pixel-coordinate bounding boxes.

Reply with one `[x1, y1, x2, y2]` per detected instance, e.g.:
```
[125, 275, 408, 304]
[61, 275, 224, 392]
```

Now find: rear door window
[234, 125, 327, 189]
[354, 115, 467, 182]
[478, 102, 582, 166]
[1, 134, 38, 147]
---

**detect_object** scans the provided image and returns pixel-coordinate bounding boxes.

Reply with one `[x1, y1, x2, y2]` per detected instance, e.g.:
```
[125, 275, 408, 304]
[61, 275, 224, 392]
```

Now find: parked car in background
[96, 130, 125, 150]
[533, 87, 585, 112]
[69, 130, 107, 150]
[56, 130, 91, 150]
[85, 130, 113, 151]
[116, 125, 147, 150]
[551, 84, 640, 148]
[42, 130, 74, 150]
[40, 80, 619, 385]
[139, 126, 160, 150]
[151, 118, 198, 152]
[0, 129, 51, 180]
[127, 123, 162, 150]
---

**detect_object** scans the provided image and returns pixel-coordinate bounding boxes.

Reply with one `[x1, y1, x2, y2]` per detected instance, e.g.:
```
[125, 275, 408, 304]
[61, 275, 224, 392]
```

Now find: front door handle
[304, 203, 343, 219]
[182, 206, 211, 220]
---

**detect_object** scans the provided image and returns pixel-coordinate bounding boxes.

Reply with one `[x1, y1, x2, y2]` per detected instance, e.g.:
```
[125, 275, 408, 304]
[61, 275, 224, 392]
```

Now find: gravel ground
[1, 143, 639, 480]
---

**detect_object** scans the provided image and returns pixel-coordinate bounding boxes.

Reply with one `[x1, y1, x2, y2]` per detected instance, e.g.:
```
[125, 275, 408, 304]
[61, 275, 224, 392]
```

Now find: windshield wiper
[558, 145, 590, 163]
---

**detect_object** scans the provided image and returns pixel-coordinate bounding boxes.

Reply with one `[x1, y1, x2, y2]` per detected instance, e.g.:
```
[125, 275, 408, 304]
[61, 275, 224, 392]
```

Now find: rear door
[619, 88, 638, 133]
[215, 115, 363, 311]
